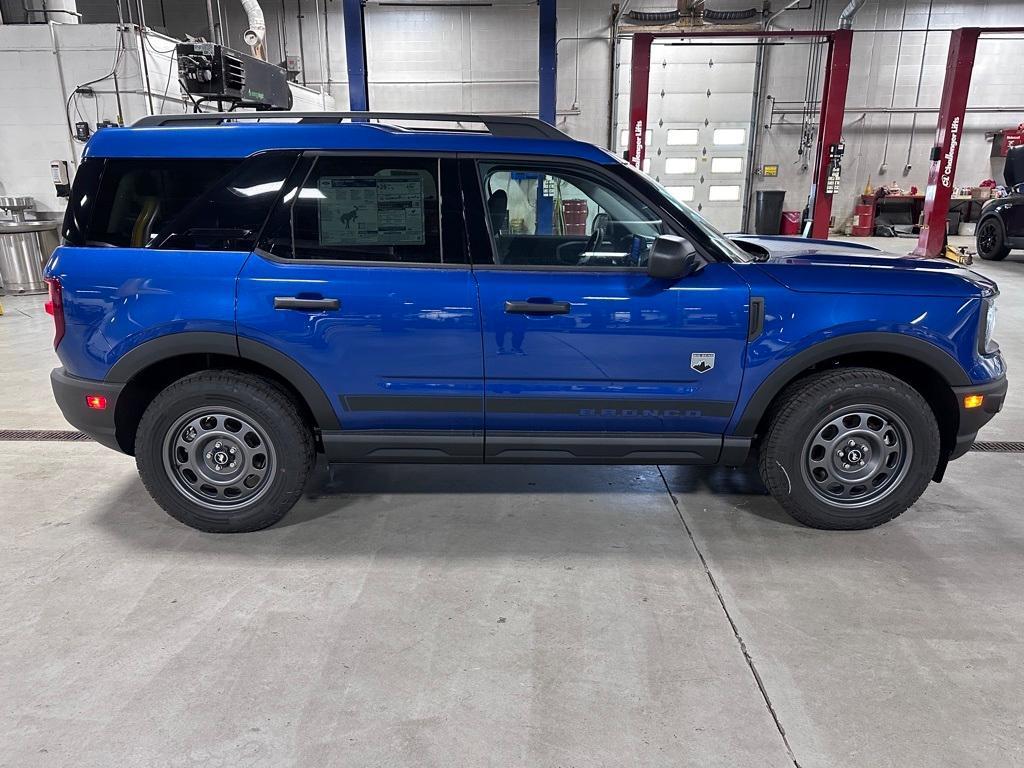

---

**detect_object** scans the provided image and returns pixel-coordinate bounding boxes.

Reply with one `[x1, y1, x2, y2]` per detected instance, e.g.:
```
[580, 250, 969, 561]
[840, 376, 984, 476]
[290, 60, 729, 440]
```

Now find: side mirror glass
[647, 234, 701, 280]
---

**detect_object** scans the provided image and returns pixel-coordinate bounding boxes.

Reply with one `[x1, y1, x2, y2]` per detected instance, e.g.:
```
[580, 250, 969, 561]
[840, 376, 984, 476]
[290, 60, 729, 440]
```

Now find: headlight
[979, 298, 999, 355]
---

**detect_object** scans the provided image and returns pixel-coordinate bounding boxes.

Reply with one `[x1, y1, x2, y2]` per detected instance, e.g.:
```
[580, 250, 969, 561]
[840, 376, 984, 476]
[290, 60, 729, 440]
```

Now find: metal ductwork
[24, 0, 80, 23]
[838, 0, 867, 30]
[240, 0, 267, 60]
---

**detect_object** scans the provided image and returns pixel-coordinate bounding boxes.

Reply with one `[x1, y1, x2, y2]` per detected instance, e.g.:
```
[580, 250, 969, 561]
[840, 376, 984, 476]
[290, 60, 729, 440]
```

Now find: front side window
[479, 163, 664, 268]
[263, 155, 444, 264]
[86, 158, 239, 248]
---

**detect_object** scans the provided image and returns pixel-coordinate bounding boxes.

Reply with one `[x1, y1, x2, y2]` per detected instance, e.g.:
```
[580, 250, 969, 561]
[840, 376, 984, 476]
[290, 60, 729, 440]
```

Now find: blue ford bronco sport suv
[45, 112, 1007, 533]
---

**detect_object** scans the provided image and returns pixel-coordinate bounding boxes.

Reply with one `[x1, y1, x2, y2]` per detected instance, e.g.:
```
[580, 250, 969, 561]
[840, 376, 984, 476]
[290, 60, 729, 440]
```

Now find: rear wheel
[135, 371, 314, 533]
[758, 368, 940, 530]
[977, 218, 1010, 261]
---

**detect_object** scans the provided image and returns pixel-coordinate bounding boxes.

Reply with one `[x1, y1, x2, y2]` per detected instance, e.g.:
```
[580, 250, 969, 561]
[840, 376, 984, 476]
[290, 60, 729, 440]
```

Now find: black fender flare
[105, 331, 340, 430]
[733, 331, 970, 437]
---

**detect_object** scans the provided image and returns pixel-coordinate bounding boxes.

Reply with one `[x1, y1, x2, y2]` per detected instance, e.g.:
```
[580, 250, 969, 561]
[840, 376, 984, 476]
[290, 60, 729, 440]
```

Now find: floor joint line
[657, 465, 802, 768]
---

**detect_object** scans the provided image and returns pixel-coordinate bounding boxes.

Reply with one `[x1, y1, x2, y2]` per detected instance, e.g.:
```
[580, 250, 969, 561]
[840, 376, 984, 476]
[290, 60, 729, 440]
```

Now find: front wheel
[977, 218, 1010, 261]
[758, 368, 940, 530]
[135, 371, 314, 533]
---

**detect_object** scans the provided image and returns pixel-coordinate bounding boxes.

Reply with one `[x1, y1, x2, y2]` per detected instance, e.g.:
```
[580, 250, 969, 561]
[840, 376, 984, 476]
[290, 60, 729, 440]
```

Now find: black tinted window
[62, 158, 104, 246]
[87, 158, 238, 248]
[264, 156, 443, 264]
[155, 152, 298, 251]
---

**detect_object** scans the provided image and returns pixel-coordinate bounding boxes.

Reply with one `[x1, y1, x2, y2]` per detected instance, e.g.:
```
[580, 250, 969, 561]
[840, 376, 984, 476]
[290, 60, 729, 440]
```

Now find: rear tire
[758, 368, 940, 530]
[977, 218, 1010, 261]
[135, 371, 314, 533]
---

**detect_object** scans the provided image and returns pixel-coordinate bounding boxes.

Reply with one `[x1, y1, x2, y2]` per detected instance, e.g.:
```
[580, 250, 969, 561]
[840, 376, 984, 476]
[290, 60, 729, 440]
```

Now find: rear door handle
[274, 296, 341, 311]
[504, 300, 571, 315]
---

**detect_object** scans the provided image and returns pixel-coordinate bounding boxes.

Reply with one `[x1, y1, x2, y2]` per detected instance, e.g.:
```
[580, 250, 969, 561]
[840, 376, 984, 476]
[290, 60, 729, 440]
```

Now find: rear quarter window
[61, 158, 103, 246]
[86, 158, 239, 248]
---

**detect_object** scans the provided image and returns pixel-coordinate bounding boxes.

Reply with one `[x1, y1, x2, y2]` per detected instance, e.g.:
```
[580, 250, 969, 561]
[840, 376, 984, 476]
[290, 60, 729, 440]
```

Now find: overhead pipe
[837, 0, 866, 30]
[240, 0, 267, 60]
[744, 0, 806, 230]
[607, 0, 635, 150]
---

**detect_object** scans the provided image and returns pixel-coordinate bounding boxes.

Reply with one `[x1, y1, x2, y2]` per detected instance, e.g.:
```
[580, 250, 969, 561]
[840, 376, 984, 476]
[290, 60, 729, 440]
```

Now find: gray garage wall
[26, 0, 1024, 229]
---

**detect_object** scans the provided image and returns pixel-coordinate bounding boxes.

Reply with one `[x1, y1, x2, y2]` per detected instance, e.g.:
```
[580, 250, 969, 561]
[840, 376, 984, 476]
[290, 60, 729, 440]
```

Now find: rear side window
[86, 158, 238, 248]
[155, 152, 299, 251]
[262, 155, 444, 264]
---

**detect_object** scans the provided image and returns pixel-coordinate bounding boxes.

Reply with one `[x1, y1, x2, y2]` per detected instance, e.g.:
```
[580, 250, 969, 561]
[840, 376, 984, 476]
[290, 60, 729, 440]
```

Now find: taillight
[44, 277, 65, 349]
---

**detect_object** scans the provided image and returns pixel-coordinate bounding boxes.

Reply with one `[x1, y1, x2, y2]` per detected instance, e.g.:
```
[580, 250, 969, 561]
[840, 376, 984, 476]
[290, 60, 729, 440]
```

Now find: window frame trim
[253, 150, 468, 269]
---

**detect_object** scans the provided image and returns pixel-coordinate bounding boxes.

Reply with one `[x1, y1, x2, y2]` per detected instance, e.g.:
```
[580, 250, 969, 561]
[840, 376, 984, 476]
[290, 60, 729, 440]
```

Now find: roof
[82, 112, 618, 164]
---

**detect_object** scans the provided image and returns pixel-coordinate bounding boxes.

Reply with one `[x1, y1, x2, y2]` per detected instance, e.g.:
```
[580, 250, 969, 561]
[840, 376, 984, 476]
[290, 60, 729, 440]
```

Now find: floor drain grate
[0, 429, 92, 442]
[969, 441, 1024, 453]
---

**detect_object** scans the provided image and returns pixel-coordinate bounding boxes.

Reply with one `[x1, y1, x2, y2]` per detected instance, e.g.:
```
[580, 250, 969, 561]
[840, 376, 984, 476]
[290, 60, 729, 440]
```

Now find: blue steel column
[538, 0, 557, 124]
[537, 0, 557, 233]
[342, 0, 369, 111]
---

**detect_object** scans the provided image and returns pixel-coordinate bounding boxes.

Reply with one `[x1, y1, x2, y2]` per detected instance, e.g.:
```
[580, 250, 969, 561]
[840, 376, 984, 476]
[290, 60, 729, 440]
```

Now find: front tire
[135, 371, 314, 533]
[758, 368, 939, 530]
[977, 218, 1010, 261]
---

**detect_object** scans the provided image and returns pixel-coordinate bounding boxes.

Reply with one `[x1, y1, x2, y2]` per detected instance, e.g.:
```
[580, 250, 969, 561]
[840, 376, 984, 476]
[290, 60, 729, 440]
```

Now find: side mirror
[647, 235, 701, 280]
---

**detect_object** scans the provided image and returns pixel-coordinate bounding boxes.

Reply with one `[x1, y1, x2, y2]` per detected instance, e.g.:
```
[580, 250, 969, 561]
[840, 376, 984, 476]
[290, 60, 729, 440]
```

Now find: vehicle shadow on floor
[93, 461, 790, 556]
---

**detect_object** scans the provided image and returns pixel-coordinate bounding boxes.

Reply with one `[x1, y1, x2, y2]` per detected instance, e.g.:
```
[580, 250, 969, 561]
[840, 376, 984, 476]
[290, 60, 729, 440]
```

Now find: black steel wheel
[136, 371, 314, 533]
[162, 406, 277, 511]
[977, 218, 1010, 261]
[759, 368, 939, 530]
[801, 405, 912, 509]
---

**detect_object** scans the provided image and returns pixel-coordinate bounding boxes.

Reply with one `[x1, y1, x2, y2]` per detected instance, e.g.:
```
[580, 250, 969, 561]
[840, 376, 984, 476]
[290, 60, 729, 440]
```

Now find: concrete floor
[2, 238, 1023, 767]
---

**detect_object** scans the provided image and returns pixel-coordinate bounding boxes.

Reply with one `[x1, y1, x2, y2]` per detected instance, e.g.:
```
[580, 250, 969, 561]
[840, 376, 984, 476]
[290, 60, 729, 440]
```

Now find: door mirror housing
[647, 235, 701, 280]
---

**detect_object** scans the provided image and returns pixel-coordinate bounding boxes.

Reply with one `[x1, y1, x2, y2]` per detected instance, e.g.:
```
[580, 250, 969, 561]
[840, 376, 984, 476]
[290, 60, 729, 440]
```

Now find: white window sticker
[318, 175, 425, 246]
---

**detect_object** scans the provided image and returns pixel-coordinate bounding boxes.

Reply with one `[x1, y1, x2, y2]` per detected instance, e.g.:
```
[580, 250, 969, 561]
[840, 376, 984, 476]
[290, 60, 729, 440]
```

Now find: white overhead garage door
[616, 40, 757, 232]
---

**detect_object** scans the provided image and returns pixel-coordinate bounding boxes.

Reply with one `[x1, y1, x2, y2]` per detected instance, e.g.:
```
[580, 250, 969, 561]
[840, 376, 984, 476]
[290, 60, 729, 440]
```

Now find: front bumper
[950, 375, 1008, 460]
[50, 367, 126, 453]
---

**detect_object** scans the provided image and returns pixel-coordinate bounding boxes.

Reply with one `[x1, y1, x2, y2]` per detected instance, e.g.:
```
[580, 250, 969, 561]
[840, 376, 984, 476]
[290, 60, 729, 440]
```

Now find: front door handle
[274, 296, 341, 311]
[504, 300, 571, 315]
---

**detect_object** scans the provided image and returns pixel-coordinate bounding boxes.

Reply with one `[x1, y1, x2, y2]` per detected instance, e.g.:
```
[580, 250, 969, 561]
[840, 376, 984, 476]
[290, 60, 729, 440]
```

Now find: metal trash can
[0, 197, 60, 295]
[754, 190, 786, 235]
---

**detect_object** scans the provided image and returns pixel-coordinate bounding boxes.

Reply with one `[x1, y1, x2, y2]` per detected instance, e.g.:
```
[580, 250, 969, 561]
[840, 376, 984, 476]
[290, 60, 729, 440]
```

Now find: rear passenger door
[237, 153, 484, 461]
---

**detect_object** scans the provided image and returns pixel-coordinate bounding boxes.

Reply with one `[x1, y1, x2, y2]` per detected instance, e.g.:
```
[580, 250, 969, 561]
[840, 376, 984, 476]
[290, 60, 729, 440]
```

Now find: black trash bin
[754, 190, 786, 235]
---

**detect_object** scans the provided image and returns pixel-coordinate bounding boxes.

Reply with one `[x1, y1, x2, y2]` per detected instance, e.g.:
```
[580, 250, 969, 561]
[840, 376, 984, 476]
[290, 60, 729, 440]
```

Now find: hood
[730, 235, 998, 298]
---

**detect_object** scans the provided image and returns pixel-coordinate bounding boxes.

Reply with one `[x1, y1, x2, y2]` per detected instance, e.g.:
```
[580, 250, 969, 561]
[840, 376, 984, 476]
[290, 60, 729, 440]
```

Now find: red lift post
[909, 26, 1024, 257]
[625, 28, 853, 239]
[913, 28, 980, 258]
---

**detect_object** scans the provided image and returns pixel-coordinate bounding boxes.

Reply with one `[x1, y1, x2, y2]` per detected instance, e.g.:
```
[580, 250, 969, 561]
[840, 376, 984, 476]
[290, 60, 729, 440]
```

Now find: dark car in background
[977, 145, 1024, 261]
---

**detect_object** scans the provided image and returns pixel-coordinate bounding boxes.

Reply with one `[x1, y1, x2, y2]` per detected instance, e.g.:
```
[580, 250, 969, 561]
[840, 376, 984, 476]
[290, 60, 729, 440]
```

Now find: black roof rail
[131, 111, 570, 140]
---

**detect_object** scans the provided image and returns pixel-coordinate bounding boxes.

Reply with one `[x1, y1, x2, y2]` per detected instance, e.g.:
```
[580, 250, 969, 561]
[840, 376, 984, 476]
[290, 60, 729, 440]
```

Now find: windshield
[610, 160, 752, 263]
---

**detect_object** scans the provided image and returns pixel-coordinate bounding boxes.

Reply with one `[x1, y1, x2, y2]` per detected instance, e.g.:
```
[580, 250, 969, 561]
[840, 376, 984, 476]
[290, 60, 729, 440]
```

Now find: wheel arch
[106, 332, 339, 454]
[736, 333, 967, 472]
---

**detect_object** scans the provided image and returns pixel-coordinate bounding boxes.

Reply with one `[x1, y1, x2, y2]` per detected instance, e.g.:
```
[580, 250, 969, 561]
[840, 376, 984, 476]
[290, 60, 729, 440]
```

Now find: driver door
[466, 159, 751, 463]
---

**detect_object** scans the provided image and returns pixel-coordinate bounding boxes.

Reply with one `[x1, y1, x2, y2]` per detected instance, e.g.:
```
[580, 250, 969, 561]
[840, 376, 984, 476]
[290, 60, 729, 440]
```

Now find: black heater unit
[176, 42, 293, 111]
